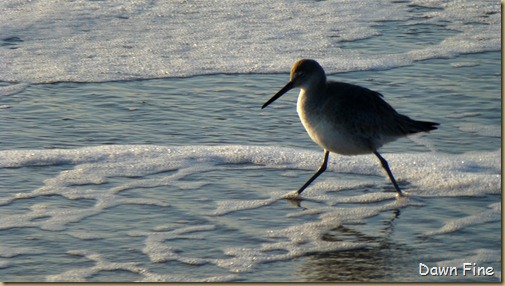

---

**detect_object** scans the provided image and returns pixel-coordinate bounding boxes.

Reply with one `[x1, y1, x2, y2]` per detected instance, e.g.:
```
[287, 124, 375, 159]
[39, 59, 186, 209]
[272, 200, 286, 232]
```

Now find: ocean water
[0, 0, 501, 282]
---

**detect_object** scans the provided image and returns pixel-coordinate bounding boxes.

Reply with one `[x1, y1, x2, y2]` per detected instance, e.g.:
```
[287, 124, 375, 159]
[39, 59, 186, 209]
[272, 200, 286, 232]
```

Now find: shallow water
[0, 51, 500, 153]
[0, 51, 501, 282]
[0, 0, 501, 282]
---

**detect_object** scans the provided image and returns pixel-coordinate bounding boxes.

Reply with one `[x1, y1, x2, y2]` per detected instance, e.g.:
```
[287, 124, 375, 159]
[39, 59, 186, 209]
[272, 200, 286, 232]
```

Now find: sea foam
[0, 144, 500, 281]
[0, 0, 500, 84]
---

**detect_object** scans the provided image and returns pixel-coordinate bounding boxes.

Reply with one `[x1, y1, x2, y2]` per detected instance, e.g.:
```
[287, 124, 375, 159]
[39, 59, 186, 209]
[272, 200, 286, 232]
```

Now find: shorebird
[261, 59, 439, 197]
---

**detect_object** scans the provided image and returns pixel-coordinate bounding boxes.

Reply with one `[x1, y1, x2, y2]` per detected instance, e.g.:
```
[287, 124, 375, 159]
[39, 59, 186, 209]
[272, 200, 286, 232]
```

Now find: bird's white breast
[296, 90, 370, 155]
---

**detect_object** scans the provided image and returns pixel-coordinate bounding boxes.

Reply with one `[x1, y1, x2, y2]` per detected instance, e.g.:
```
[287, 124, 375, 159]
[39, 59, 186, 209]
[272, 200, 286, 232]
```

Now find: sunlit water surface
[0, 0, 500, 282]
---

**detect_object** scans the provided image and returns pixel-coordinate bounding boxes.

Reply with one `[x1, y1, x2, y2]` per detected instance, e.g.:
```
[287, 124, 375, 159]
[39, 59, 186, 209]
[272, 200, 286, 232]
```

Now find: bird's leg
[373, 151, 403, 197]
[297, 150, 330, 195]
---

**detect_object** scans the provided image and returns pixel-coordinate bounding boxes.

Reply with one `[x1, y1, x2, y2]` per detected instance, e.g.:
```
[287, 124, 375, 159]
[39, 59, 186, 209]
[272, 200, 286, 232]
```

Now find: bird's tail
[409, 120, 439, 134]
[399, 114, 439, 134]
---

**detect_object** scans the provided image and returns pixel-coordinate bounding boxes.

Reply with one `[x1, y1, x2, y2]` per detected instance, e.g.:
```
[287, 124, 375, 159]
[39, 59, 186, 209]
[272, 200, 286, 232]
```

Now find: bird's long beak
[261, 81, 294, 109]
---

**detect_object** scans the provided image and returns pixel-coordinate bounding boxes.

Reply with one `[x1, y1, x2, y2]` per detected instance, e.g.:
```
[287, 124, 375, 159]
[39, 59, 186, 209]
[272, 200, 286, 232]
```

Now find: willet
[261, 59, 439, 197]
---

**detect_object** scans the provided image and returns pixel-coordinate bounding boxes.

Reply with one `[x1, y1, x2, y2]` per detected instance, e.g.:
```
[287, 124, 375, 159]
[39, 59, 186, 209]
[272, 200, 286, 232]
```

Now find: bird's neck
[301, 78, 327, 99]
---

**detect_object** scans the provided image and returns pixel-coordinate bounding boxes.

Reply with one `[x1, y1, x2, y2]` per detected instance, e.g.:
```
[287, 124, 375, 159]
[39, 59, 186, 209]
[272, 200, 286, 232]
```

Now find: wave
[0, 1, 500, 84]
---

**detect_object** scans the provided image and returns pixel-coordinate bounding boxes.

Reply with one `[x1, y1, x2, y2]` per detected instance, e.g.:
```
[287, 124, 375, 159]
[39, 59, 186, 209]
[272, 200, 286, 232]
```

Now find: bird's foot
[283, 190, 301, 200]
[395, 191, 409, 199]
[282, 191, 304, 208]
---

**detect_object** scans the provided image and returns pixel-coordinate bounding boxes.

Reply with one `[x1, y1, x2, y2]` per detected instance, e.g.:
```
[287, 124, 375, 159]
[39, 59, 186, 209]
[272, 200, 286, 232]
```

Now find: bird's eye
[298, 72, 305, 78]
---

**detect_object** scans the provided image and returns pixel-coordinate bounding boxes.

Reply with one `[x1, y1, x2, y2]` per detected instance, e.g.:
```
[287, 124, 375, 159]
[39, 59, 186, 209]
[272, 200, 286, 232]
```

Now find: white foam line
[46, 249, 237, 282]
[425, 202, 501, 236]
[0, 145, 499, 235]
[212, 191, 287, 216]
[436, 248, 501, 269]
[129, 225, 215, 264]
[0, 82, 29, 96]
